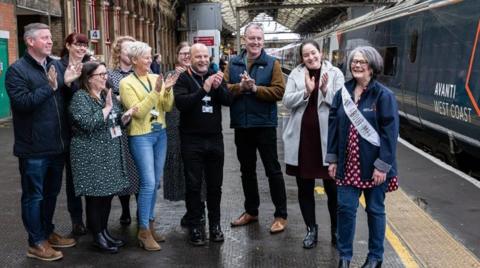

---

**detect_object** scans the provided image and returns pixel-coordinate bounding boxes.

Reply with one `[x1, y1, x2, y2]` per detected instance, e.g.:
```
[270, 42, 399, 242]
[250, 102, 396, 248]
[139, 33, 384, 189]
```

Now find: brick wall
[50, 18, 65, 57]
[0, 2, 18, 65]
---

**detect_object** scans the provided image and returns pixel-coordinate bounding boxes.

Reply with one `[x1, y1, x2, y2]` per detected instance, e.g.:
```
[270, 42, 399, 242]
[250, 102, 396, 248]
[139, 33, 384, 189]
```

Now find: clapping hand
[304, 69, 315, 96]
[240, 71, 256, 92]
[105, 89, 113, 110]
[164, 72, 180, 90]
[203, 75, 215, 93]
[64, 62, 83, 85]
[121, 106, 138, 125]
[212, 71, 224, 89]
[48, 65, 58, 91]
[319, 73, 329, 95]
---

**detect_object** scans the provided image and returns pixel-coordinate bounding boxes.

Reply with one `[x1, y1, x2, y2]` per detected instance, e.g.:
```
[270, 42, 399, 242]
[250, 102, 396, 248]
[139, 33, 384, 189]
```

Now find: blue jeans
[337, 183, 387, 262]
[19, 154, 65, 246]
[129, 127, 167, 229]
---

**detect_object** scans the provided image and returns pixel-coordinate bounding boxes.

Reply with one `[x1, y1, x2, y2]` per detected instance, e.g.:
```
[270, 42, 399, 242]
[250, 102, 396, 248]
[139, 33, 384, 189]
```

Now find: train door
[0, 38, 10, 119]
[401, 16, 424, 126]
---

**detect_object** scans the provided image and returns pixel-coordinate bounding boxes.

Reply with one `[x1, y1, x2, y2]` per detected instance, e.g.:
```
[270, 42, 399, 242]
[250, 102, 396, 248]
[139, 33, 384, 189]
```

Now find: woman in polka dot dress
[325, 46, 399, 268]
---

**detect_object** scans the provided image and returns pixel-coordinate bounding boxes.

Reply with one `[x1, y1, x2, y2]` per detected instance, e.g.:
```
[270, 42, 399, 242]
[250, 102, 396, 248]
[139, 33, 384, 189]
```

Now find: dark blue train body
[275, 0, 480, 172]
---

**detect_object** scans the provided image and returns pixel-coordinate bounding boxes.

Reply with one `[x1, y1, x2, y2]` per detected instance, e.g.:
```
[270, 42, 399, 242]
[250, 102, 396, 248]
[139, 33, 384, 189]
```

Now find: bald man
[173, 43, 233, 246]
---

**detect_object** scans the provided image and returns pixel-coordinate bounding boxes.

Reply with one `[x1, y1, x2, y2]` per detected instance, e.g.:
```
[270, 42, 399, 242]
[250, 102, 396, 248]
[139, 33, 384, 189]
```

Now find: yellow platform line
[359, 194, 420, 268]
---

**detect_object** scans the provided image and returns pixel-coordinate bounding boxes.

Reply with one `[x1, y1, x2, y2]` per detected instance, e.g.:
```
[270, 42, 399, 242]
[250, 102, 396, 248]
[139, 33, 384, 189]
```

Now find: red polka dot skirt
[336, 124, 398, 192]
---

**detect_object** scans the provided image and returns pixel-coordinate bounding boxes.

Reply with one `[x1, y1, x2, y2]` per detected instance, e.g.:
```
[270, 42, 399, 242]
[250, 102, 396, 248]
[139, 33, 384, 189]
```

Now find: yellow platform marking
[314, 186, 325, 195]
[359, 194, 419, 268]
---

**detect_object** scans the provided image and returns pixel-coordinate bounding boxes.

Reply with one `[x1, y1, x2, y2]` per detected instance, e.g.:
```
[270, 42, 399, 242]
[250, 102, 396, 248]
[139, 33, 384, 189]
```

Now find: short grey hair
[244, 23, 263, 36]
[127, 41, 151, 63]
[347, 46, 384, 78]
[23, 23, 50, 42]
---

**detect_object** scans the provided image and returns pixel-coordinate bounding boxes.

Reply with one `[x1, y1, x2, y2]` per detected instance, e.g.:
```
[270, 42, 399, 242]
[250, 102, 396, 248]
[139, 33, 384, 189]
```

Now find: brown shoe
[230, 212, 258, 227]
[48, 232, 77, 248]
[149, 220, 166, 243]
[26, 241, 63, 261]
[270, 217, 287, 234]
[138, 228, 161, 251]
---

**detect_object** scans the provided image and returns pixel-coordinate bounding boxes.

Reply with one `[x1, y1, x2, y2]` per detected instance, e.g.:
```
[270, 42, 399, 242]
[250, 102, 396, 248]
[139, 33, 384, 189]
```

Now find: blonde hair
[109, 36, 135, 69]
[127, 41, 152, 64]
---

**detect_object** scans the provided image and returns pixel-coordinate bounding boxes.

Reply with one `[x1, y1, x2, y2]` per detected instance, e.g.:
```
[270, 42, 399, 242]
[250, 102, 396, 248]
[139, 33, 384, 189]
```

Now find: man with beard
[174, 43, 233, 246]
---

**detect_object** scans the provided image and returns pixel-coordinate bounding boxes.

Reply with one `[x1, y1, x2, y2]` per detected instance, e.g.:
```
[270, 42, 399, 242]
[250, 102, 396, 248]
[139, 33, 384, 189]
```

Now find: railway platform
[0, 109, 479, 267]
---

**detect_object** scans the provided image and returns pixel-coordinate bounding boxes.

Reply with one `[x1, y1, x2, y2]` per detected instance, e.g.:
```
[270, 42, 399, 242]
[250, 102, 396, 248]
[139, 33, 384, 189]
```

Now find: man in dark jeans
[225, 23, 288, 233]
[5, 23, 76, 262]
[174, 43, 233, 246]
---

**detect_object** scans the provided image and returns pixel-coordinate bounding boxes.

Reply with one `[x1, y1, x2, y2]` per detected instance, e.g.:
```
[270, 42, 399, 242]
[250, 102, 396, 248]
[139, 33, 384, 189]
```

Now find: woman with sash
[282, 40, 344, 249]
[119, 41, 180, 251]
[326, 46, 399, 268]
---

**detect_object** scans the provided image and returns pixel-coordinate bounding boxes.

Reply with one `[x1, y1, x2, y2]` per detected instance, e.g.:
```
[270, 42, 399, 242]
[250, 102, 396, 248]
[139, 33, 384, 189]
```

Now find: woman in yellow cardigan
[119, 41, 180, 251]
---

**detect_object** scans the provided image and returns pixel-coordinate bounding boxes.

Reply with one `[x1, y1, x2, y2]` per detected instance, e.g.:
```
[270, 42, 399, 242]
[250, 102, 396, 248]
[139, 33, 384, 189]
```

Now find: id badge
[110, 126, 122, 138]
[202, 105, 213, 113]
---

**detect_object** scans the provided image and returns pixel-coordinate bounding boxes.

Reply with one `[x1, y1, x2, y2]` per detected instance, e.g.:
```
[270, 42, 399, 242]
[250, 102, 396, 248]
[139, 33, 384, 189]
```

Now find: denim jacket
[325, 79, 399, 181]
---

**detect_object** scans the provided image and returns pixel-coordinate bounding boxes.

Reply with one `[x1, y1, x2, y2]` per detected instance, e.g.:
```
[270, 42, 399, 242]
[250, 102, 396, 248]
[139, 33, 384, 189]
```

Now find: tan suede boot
[137, 228, 161, 251]
[149, 220, 166, 243]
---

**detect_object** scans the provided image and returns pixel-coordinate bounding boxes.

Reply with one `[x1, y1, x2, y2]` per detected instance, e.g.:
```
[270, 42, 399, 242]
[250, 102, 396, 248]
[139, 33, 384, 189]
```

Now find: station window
[383, 47, 397, 76]
[409, 30, 419, 63]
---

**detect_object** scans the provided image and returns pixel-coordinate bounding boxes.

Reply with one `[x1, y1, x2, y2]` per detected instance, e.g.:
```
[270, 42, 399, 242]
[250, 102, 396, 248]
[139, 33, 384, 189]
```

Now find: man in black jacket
[5, 23, 76, 261]
[174, 43, 233, 246]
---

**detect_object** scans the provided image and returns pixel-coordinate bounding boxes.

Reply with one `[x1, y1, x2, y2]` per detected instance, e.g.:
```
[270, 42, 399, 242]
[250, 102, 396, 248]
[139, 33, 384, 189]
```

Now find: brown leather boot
[149, 220, 166, 242]
[137, 228, 161, 251]
[26, 241, 63, 261]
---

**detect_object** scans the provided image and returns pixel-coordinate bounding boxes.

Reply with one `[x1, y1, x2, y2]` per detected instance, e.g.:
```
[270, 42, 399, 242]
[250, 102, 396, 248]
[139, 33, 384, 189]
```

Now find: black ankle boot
[93, 232, 118, 253]
[302, 224, 318, 249]
[209, 224, 224, 242]
[331, 228, 337, 248]
[102, 229, 126, 247]
[361, 259, 382, 268]
[338, 259, 350, 268]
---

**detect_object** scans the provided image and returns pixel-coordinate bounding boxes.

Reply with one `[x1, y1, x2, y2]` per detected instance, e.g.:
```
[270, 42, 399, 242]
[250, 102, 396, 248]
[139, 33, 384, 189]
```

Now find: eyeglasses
[178, 52, 190, 56]
[72, 42, 88, 48]
[351, 59, 369, 66]
[89, 72, 108, 78]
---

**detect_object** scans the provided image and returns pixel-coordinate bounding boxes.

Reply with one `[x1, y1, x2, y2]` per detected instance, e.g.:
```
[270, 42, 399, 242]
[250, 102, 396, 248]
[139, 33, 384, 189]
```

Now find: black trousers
[85, 195, 113, 234]
[181, 133, 224, 227]
[65, 153, 83, 224]
[234, 127, 287, 219]
[296, 177, 337, 231]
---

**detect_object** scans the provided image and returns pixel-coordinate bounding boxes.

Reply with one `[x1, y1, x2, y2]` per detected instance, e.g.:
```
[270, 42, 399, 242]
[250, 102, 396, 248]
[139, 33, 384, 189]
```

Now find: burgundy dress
[286, 68, 330, 179]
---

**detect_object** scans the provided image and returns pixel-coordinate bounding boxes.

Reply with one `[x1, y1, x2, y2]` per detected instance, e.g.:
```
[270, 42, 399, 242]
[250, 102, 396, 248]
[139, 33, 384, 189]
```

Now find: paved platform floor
[0, 115, 405, 268]
[0, 108, 479, 267]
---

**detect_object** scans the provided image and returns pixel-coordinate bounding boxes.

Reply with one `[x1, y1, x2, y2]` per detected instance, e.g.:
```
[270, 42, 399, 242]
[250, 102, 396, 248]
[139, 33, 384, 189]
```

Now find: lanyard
[133, 73, 152, 93]
[187, 67, 204, 91]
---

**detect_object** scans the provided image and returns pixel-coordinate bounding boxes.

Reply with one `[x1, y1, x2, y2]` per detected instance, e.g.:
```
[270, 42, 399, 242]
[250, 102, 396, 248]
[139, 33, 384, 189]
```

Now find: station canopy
[209, 0, 399, 34]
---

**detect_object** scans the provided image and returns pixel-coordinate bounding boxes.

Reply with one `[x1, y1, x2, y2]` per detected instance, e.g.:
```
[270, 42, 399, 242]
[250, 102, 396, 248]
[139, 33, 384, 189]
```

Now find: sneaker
[48, 232, 77, 248]
[26, 241, 63, 261]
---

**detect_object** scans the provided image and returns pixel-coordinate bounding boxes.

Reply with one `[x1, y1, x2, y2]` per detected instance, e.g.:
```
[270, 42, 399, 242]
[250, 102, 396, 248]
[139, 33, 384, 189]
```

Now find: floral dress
[69, 89, 130, 196]
[336, 123, 398, 192]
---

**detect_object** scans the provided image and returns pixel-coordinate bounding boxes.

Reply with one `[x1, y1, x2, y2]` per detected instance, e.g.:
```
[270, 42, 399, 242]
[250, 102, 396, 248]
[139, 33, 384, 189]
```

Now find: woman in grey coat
[282, 40, 344, 249]
[70, 61, 136, 253]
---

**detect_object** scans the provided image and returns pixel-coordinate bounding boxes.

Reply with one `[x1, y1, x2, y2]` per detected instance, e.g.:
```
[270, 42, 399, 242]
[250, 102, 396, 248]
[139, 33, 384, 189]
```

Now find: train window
[409, 30, 418, 63]
[383, 47, 397, 76]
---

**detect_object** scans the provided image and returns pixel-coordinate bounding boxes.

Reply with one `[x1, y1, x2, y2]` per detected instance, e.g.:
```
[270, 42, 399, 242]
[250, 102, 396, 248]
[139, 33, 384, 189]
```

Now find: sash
[341, 87, 380, 147]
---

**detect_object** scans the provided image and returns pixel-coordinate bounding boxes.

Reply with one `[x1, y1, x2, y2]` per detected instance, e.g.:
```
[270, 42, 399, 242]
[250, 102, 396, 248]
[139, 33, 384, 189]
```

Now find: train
[272, 0, 480, 175]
